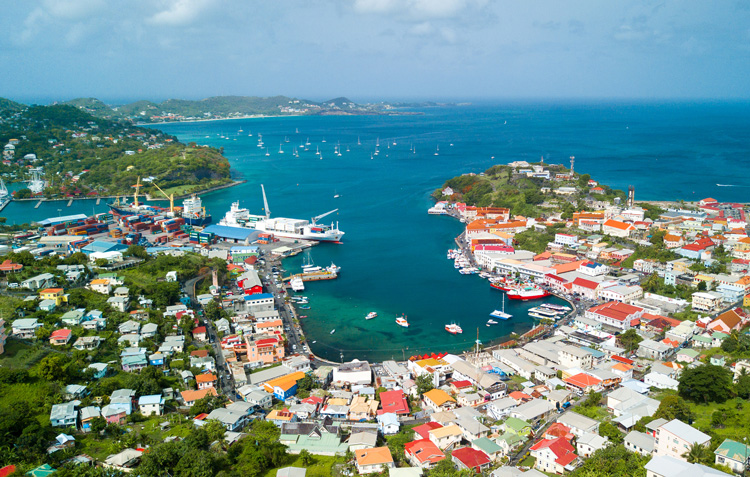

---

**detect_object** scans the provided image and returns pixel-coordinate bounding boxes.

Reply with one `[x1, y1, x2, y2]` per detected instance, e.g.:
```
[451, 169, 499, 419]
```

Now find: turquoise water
[4, 102, 750, 361]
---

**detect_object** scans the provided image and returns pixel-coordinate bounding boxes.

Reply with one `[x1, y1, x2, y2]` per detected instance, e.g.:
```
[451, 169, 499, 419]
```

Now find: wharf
[0, 198, 10, 213]
[67, 199, 73, 207]
[34, 200, 43, 209]
[284, 270, 338, 282]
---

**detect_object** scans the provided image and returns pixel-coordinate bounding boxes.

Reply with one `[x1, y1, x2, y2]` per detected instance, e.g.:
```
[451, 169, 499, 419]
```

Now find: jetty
[96, 198, 101, 205]
[34, 200, 43, 209]
[67, 199, 73, 207]
[283, 270, 338, 282]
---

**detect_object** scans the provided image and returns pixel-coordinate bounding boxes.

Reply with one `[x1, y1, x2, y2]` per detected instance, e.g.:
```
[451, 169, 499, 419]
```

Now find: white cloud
[351, 0, 488, 21]
[43, 0, 105, 20]
[147, 0, 216, 26]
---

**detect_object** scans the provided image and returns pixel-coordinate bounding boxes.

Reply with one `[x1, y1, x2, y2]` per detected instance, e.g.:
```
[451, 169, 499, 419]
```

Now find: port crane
[151, 183, 175, 213]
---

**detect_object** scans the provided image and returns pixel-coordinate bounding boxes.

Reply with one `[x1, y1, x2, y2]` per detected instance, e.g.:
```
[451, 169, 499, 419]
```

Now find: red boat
[506, 286, 551, 301]
[490, 281, 511, 292]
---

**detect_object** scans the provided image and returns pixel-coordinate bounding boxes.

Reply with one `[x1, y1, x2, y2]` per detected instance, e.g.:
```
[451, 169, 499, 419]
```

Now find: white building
[654, 419, 711, 461]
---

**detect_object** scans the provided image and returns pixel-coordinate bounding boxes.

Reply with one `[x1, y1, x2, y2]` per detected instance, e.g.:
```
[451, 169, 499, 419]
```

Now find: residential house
[377, 413, 400, 435]
[21, 273, 56, 290]
[49, 329, 72, 346]
[355, 447, 394, 475]
[404, 439, 445, 469]
[196, 373, 218, 390]
[138, 395, 165, 416]
[585, 301, 644, 331]
[558, 345, 593, 370]
[423, 389, 456, 412]
[73, 336, 102, 351]
[89, 278, 112, 294]
[428, 424, 463, 450]
[645, 455, 730, 477]
[692, 292, 723, 313]
[50, 402, 77, 427]
[714, 438, 750, 475]
[529, 437, 579, 474]
[654, 419, 711, 461]
[707, 309, 744, 334]
[348, 396, 379, 421]
[12, 318, 42, 339]
[503, 417, 533, 437]
[624, 430, 655, 456]
[510, 399, 556, 425]
[638, 339, 675, 361]
[452, 447, 492, 473]
[39, 288, 67, 306]
[79, 406, 101, 433]
[576, 432, 609, 457]
[564, 373, 602, 394]
[181, 388, 218, 407]
[556, 412, 600, 437]
[107, 296, 129, 312]
[644, 372, 679, 391]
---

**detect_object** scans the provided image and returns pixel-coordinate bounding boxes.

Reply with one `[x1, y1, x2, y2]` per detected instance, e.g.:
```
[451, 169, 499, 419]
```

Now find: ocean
[4, 101, 750, 361]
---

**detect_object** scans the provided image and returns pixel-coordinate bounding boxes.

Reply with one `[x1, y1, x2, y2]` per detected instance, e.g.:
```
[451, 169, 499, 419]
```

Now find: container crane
[151, 183, 175, 213]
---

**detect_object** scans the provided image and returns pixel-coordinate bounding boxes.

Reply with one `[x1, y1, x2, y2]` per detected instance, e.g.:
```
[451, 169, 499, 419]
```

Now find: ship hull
[507, 290, 551, 301]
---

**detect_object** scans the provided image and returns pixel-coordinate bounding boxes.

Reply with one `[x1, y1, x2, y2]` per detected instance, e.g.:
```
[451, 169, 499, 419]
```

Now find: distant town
[1, 156, 749, 477]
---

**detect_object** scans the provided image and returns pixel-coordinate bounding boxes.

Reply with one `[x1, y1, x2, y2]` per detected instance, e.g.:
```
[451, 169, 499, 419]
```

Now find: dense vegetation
[0, 103, 231, 196]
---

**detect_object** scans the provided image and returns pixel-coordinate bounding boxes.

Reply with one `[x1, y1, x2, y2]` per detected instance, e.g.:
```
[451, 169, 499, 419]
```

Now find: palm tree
[682, 442, 712, 464]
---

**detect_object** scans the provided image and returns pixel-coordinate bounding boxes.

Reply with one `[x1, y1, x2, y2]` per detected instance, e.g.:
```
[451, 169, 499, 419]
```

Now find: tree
[582, 392, 602, 408]
[15, 188, 32, 199]
[617, 329, 643, 353]
[174, 450, 216, 477]
[299, 448, 314, 466]
[678, 364, 734, 404]
[735, 373, 750, 399]
[653, 394, 693, 422]
[34, 355, 67, 382]
[416, 374, 434, 395]
[598, 421, 623, 445]
[203, 419, 226, 444]
[570, 444, 649, 477]
[89, 416, 107, 434]
[124, 245, 148, 260]
[682, 442, 713, 465]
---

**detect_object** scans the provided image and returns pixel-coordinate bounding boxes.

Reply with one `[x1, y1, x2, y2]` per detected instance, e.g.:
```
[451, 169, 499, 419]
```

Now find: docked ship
[506, 285, 551, 301]
[396, 315, 409, 328]
[445, 323, 463, 335]
[290, 276, 305, 292]
[365, 312, 377, 320]
[489, 295, 512, 320]
[108, 178, 211, 225]
[219, 184, 344, 242]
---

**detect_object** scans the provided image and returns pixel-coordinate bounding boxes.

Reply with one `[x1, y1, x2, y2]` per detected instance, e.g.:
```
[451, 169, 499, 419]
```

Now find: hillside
[0, 97, 24, 112]
[0, 104, 231, 197]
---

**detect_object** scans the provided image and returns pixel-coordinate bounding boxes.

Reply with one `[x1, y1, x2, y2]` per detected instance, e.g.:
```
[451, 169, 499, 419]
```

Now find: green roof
[472, 437, 502, 454]
[693, 335, 712, 343]
[715, 439, 750, 462]
[711, 332, 729, 339]
[678, 349, 699, 358]
[27, 464, 56, 476]
[497, 432, 525, 446]
[504, 416, 531, 432]
[286, 433, 348, 455]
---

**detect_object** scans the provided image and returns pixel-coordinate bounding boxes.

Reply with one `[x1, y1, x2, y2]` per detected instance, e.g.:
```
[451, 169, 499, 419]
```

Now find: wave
[716, 184, 750, 187]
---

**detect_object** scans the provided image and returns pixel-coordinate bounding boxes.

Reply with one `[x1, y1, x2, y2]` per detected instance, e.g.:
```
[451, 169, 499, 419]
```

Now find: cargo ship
[218, 184, 344, 242]
[108, 178, 211, 226]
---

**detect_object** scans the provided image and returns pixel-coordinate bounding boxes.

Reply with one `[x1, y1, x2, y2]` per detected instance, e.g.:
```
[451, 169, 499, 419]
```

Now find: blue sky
[2, 0, 749, 103]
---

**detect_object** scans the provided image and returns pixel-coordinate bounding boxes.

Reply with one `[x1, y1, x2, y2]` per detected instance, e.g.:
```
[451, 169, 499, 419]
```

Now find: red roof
[190, 349, 209, 357]
[682, 237, 715, 252]
[192, 326, 207, 335]
[530, 437, 578, 466]
[0, 259, 22, 272]
[452, 380, 472, 389]
[544, 422, 575, 441]
[379, 389, 410, 415]
[572, 277, 599, 290]
[451, 447, 491, 470]
[587, 301, 643, 323]
[50, 329, 72, 340]
[404, 439, 445, 465]
[564, 373, 602, 389]
[196, 373, 217, 383]
[603, 219, 633, 231]
[413, 421, 443, 440]
[611, 355, 634, 365]
[0, 465, 16, 477]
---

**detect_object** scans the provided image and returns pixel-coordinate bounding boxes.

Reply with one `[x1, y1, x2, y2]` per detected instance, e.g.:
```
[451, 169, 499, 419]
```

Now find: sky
[2, 0, 749, 103]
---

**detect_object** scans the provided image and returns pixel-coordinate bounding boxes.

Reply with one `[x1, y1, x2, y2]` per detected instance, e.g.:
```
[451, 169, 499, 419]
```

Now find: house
[73, 336, 102, 351]
[196, 373, 218, 390]
[503, 417, 533, 437]
[333, 360, 373, 386]
[624, 430, 655, 456]
[103, 449, 143, 472]
[21, 273, 56, 290]
[246, 336, 285, 364]
[576, 432, 609, 457]
[107, 296, 129, 312]
[472, 437, 504, 462]
[556, 412, 600, 437]
[181, 387, 218, 407]
[205, 406, 251, 432]
[263, 371, 306, 400]
[452, 447, 492, 473]
[510, 399, 556, 425]
[558, 345, 593, 370]
[529, 437, 579, 474]
[50, 402, 77, 427]
[138, 395, 165, 416]
[585, 301, 644, 330]
[654, 419, 711, 461]
[109, 389, 136, 415]
[89, 278, 112, 294]
[39, 288, 67, 306]
[237, 385, 273, 409]
[379, 389, 410, 416]
[79, 406, 101, 433]
[714, 438, 750, 475]
[61, 309, 86, 326]
[645, 455, 731, 477]
[428, 424, 464, 450]
[404, 439, 445, 469]
[692, 292, 723, 313]
[707, 309, 744, 333]
[602, 219, 635, 238]
[423, 389, 456, 412]
[644, 372, 679, 390]
[378, 412, 400, 435]
[563, 373, 602, 394]
[355, 447, 394, 475]
[87, 362, 108, 379]
[12, 318, 42, 339]
[348, 395, 379, 421]
[49, 329, 72, 346]
[676, 349, 699, 363]
[638, 339, 675, 361]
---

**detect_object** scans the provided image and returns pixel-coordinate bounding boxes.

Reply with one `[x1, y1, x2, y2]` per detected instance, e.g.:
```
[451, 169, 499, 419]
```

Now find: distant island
[0, 102, 232, 199]
[4, 95, 465, 124]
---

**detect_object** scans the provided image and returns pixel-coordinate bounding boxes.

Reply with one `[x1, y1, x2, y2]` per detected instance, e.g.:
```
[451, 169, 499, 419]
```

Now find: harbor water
[3, 102, 750, 361]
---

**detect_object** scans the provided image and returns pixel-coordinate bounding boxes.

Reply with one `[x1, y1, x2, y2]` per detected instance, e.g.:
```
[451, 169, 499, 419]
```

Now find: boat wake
[716, 184, 750, 187]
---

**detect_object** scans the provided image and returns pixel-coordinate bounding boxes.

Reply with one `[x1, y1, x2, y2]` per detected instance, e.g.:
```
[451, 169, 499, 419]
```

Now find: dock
[34, 200, 43, 209]
[96, 198, 101, 205]
[67, 199, 73, 207]
[283, 270, 338, 282]
[0, 198, 10, 213]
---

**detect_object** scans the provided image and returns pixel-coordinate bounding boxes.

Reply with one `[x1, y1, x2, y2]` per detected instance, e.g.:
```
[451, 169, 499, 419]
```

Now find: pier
[34, 200, 43, 209]
[96, 198, 101, 205]
[67, 199, 73, 207]
[0, 198, 10, 213]
[283, 270, 338, 282]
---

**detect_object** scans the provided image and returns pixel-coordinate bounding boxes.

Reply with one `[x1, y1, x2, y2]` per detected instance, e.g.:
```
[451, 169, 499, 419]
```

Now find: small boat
[445, 323, 463, 334]
[265, 148, 270, 157]
[396, 315, 409, 328]
[330, 329, 335, 335]
[489, 295, 512, 320]
[312, 340, 316, 344]
[434, 145, 439, 156]
[366, 312, 377, 320]
[487, 319, 498, 325]
[299, 305, 311, 310]
[299, 315, 308, 319]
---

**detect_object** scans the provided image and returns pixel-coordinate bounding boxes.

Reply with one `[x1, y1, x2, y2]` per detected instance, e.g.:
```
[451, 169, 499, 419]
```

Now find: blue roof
[81, 241, 129, 254]
[245, 293, 273, 301]
[37, 214, 88, 226]
[146, 246, 194, 254]
[580, 346, 606, 358]
[230, 245, 259, 252]
[138, 395, 164, 405]
[202, 225, 260, 241]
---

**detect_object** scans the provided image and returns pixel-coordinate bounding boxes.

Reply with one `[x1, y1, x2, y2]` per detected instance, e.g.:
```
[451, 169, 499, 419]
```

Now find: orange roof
[90, 278, 110, 285]
[466, 219, 495, 231]
[267, 408, 294, 421]
[603, 219, 633, 231]
[564, 373, 601, 389]
[423, 389, 455, 407]
[553, 260, 588, 274]
[40, 288, 64, 294]
[263, 371, 306, 392]
[356, 447, 394, 467]
[611, 362, 633, 372]
[256, 319, 283, 329]
[195, 373, 217, 383]
[181, 387, 217, 402]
